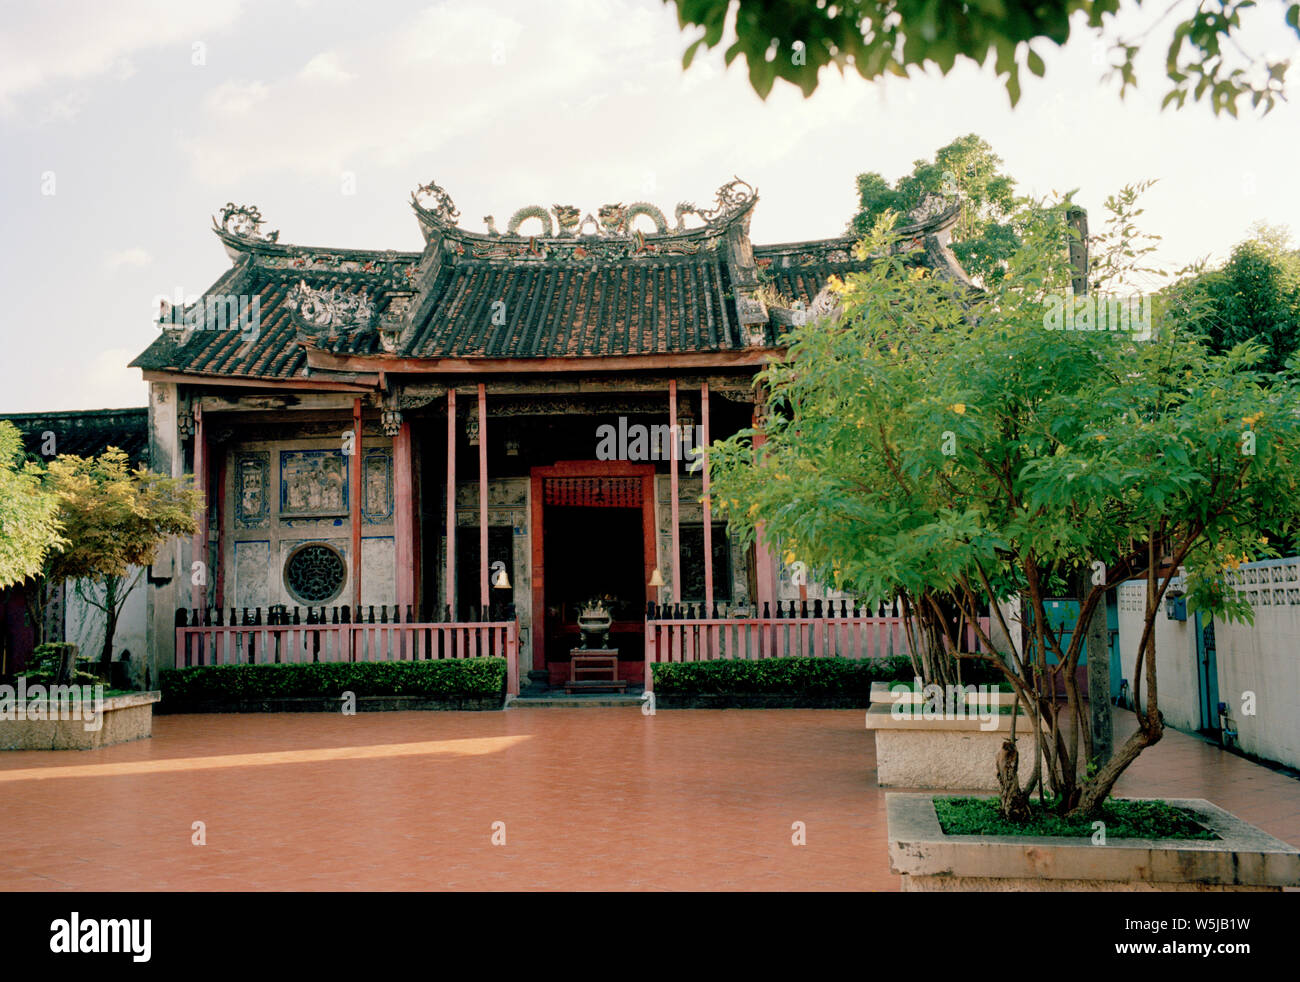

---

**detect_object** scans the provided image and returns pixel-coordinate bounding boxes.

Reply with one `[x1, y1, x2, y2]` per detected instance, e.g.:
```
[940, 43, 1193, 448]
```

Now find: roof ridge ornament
[506, 205, 554, 237]
[288, 280, 376, 337]
[674, 177, 756, 232]
[214, 203, 280, 242]
[474, 179, 752, 240]
[906, 192, 951, 225]
[412, 180, 460, 224]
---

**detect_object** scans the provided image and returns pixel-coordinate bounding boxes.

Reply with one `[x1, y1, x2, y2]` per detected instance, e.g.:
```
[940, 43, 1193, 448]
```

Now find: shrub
[650, 656, 916, 696]
[25, 642, 97, 686]
[160, 659, 506, 703]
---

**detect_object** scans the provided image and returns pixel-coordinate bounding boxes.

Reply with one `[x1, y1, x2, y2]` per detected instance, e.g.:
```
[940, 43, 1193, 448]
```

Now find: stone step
[507, 692, 646, 709]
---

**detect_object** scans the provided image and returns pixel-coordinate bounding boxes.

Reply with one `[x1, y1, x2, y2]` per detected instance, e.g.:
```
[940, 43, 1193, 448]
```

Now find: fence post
[507, 620, 519, 696]
[645, 620, 656, 692]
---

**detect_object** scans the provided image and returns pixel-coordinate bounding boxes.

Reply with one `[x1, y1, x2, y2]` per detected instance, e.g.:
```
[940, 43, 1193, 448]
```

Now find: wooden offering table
[566, 648, 627, 694]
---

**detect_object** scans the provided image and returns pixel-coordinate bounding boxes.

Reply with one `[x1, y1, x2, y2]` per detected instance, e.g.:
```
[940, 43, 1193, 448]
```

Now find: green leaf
[682, 37, 705, 70]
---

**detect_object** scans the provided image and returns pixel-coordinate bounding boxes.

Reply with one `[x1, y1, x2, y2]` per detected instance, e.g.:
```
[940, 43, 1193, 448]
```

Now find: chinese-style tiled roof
[405, 255, 751, 358]
[130, 183, 969, 384]
[755, 237, 872, 306]
[131, 256, 415, 380]
[0, 408, 149, 466]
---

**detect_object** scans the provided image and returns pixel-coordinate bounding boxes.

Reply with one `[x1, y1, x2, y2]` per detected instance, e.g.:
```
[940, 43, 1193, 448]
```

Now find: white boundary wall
[1116, 558, 1300, 770]
[1214, 559, 1300, 768]
[1116, 580, 1200, 732]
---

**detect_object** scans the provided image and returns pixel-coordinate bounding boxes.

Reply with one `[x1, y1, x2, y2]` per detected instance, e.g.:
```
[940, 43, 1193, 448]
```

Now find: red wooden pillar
[445, 389, 456, 618]
[752, 403, 775, 629]
[351, 399, 363, 613]
[530, 468, 544, 672]
[395, 419, 414, 614]
[190, 402, 206, 614]
[212, 445, 227, 611]
[701, 381, 713, 615]
[668, 379, 681, 605]
[478, 383, 489, 617]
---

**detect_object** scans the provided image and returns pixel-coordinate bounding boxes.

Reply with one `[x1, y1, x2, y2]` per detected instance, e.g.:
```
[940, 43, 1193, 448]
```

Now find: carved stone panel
[234, 452, 270, 528]
[362, 449, 393, 524]
[280, 450, 349, 517]
[361, 537, 396, 606]
[234, 540, 271, 609]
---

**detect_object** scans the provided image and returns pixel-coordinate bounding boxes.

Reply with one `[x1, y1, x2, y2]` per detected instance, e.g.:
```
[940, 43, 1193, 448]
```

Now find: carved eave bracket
[380, 408, 403, 436]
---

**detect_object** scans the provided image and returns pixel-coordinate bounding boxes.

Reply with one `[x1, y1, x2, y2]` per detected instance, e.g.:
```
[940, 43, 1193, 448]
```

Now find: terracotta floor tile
[0, 708, 1295, 890]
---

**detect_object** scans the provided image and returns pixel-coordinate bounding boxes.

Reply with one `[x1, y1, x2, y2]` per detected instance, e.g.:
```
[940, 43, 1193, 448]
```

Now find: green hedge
[160, 659, 506, 703]
[650, 656, 918, 696]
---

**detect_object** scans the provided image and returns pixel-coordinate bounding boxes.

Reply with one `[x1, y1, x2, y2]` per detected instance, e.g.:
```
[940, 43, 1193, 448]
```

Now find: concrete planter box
[887, 793, 1300, 892]
[0, 691, 160, 751]
[866, 682, 1034, 790]
[870, 680, 1019, 707]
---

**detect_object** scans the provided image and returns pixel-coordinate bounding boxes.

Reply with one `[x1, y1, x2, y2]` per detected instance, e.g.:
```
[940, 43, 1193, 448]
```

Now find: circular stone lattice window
[284, 543, 346, 604]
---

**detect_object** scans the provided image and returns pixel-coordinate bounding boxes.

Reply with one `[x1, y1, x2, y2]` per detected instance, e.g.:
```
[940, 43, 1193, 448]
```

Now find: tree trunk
[24, 577, 47, 649]
[996, 738, 1031, 821]
[1070, 593, 1164, 817]
[99, 577, 119, 666]
[51, 643, 78, 685]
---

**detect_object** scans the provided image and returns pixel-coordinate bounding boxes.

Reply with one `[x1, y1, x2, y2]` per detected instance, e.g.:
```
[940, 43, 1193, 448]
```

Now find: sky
[1, 0, 1298, 412]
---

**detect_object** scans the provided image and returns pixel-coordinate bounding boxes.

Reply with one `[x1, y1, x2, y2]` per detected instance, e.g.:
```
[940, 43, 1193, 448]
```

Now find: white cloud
[177, 0, 834, 193]
[299, 52, 356, 84]
[207, 79, 269, 115]
[0, 0, 244, 112]
[104, 248, 153, 271]
[39, 90, 89, 124]
[394, 6, 526, 67]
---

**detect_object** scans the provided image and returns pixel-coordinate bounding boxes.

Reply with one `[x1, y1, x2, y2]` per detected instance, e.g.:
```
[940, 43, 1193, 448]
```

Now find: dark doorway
[456, 526, 515, 621]
[543, 505, 645, 683]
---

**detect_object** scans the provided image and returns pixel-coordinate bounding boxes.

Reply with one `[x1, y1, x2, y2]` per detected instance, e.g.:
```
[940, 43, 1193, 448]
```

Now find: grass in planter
[933, 797, 1219, 840]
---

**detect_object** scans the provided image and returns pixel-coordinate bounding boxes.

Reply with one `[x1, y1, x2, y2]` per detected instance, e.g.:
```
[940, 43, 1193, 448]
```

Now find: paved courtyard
[1, 708, 1297, 891]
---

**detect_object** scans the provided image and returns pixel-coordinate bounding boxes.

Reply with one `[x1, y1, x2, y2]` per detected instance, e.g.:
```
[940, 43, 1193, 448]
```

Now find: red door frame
[529, 460, 656, 672]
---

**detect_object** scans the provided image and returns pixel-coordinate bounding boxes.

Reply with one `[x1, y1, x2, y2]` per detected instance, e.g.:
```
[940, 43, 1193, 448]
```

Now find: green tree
[668, 0, 1297, 114]
[707, 191, 1300, 820]
[43, 448, 199, 666]
[1169, 225, 1300, 376]
[0, 420, 62, 590]
[849, 134, 1022, 285]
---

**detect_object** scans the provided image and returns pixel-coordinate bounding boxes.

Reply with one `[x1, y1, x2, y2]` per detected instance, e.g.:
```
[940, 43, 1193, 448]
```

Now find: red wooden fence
[175, 618, 520, 696]
[644, 613, 991, 692]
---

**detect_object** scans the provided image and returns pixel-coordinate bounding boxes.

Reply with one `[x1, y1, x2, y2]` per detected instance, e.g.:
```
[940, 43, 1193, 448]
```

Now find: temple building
[129, 178, 975, 693]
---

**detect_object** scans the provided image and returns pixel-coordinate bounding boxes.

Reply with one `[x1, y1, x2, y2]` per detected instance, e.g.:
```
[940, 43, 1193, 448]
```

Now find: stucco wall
[1116, 579, 1201, 732]
[1117, 562, 1300, 772]
[224, 428, 396, 612]
[65, 567, 148, 672]
[1211, 558, 1300, 768]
